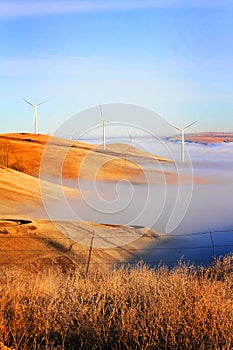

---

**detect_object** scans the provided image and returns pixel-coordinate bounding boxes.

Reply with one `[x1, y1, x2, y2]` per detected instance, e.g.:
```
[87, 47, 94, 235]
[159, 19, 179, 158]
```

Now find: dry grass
[0, 256, 233, 349]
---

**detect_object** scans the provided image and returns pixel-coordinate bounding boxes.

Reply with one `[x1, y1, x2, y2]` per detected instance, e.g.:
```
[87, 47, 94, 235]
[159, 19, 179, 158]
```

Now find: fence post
[86, 230, 95, 276]
[6, 147, 9, 168]
[209, 231, 215, 259]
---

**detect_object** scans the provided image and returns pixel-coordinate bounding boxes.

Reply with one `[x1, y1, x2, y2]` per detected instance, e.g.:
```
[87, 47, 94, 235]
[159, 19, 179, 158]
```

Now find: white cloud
[0, 0, 232, 18]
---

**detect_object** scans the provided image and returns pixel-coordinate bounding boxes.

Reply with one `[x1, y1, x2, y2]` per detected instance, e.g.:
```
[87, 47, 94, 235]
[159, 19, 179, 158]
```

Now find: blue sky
[0, 0, 233, 135]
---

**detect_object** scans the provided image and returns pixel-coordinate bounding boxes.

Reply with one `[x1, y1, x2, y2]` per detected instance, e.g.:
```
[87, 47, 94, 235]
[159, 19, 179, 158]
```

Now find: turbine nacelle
[168, 120, 197, 162]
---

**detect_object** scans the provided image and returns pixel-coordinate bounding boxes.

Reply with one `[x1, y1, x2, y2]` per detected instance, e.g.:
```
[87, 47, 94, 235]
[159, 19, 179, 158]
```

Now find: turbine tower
[23, 98, 47, 135]
[168, 121, 197, 162]
[99, 104, 106, 150]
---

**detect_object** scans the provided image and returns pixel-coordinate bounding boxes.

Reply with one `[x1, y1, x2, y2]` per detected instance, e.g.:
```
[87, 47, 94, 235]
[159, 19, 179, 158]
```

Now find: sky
[0, 0, 233, 135]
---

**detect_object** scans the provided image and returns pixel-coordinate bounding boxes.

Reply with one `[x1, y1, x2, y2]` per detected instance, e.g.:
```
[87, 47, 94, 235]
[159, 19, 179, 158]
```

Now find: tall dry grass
[0, 256, 233, 349]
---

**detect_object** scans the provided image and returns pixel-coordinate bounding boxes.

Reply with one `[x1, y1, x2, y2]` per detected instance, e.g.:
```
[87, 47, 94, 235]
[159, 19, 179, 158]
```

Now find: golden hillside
[0, 165, 79, 217]
[0, 218, 162, 269]
[0, 133, 169, 182]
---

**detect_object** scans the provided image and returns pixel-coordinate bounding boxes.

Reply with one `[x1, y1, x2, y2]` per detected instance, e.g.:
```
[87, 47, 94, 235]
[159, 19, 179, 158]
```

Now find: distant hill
[167, 132, 233, 145]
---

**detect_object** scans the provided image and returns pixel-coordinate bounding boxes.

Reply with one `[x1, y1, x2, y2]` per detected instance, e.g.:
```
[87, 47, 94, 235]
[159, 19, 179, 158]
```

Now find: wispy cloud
[0, 0, 232, 18]
[0, 55, 169, 79]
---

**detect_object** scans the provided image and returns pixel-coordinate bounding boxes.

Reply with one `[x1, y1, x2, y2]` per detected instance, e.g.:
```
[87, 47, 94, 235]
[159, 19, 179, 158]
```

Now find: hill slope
[0, 166, 79, 217]
[0, 219, 163, 269]
[0, 133, 170, 181]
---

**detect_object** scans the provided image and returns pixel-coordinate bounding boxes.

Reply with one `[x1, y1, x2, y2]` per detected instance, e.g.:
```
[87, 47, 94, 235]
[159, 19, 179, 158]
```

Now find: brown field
[0, 256, 233, 349]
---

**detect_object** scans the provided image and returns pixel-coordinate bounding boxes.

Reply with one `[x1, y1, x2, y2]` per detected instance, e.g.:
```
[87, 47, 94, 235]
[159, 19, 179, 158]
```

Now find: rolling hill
[0, 133, 170, 181]
[0, 218, 164, 270]
[0, 133, 176, 269]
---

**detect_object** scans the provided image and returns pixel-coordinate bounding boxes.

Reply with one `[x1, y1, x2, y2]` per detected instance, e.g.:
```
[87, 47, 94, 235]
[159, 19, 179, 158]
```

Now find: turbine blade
[37, 100, 48, 106]
[167, 122, 182, 132]
[22, 98, 35, 107]
[183, 121, 197, 130]
[99, 105, 104, 121]
[92, 122, 102, 129]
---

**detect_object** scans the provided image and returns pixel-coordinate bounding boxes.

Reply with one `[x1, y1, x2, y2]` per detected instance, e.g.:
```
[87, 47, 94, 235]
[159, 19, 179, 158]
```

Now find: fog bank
[41, 139, 233, 265]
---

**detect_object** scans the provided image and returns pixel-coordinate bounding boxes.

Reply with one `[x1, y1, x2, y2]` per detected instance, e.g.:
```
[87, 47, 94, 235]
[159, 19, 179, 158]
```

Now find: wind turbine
[168, 121, 197, 162]
[23, 98, 47, 135]
[99, 104, 106, 150]
[64, 131, 76, 140]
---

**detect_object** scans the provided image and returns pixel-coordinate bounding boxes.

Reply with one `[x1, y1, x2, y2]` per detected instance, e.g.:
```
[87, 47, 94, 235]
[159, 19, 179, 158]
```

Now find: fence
[0, 148, 9, 167]
[0, 225, 233, 267]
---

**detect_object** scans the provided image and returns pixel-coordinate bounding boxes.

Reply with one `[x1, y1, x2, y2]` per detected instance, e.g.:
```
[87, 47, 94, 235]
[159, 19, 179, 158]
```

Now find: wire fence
[0, 225, 233, 267]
